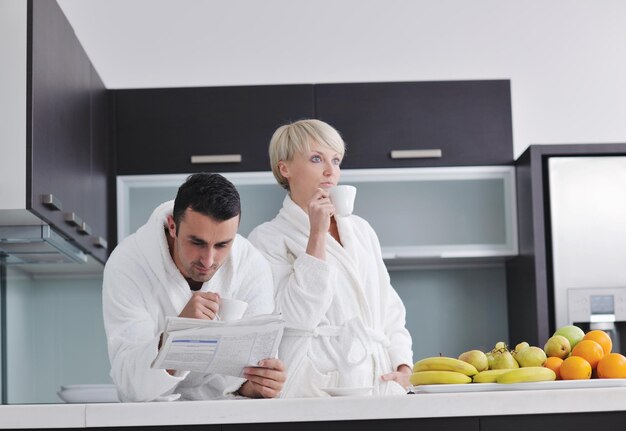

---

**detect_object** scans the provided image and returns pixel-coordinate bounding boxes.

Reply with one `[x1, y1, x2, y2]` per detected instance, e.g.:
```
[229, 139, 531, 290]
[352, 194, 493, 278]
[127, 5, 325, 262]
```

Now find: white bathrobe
[102, 201, 274, 402]
[248, 195, 413, 397]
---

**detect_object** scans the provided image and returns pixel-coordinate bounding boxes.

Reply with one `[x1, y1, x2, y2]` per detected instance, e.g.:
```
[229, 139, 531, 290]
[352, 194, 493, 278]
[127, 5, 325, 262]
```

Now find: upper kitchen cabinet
[315, 80, 514, 169]
[115, 85, 315, 175]
[3, 0, 110, 264]
[28, 0, 109, 263]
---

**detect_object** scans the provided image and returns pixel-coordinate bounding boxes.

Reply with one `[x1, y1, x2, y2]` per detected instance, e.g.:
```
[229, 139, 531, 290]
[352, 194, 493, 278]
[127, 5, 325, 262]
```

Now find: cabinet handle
[93, 236, 108, 249]
[77, 222, 92, 236]
[42, 194, 63, 211]
[63, 212, 83, 227]
[190, 154, 242, 164]
[390, 149, 443, 159]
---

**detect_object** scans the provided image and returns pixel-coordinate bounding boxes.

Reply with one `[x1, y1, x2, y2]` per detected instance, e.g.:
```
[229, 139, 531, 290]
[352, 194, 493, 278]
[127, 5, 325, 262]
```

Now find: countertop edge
[84, 387, 626, 427]
[2, 387, 625, 429]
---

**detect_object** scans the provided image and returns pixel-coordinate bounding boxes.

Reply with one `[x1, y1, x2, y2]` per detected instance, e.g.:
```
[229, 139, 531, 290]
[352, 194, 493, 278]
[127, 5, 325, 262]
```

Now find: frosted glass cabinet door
[341, 166, 517, 260]
[117, 166, 517, 262]
[117, 173, 287, 241]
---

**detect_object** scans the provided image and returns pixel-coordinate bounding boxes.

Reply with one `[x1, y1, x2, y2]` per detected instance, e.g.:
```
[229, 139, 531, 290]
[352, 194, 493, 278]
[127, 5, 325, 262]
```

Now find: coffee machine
[568, 287, 626, 353]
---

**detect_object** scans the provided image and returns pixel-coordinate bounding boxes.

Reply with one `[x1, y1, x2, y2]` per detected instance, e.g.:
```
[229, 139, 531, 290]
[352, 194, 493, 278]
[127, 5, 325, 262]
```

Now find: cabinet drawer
[115, 85, 315, 175]
[315, 80, 513, 169]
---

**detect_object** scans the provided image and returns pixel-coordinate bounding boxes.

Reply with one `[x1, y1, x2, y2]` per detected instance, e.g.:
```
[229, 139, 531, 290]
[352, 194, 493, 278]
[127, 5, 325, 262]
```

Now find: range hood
[0, 225, 88, 265]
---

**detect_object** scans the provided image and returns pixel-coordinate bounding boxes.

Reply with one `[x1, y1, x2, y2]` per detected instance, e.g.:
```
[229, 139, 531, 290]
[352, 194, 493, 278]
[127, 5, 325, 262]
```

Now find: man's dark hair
[172, 173, 241, 230]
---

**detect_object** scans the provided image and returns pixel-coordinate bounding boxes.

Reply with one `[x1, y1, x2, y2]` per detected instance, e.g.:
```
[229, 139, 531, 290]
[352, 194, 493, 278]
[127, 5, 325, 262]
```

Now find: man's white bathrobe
[248, 195, 413, 397]
[102, 201, 274, 402]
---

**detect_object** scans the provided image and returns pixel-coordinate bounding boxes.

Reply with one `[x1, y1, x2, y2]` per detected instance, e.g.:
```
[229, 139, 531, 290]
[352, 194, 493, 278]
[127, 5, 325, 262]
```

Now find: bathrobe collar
[278, 195, 373, 323]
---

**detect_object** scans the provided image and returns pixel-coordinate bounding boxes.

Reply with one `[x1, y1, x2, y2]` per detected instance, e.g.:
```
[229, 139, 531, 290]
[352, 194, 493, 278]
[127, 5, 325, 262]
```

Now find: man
[103, 173, 285, 402]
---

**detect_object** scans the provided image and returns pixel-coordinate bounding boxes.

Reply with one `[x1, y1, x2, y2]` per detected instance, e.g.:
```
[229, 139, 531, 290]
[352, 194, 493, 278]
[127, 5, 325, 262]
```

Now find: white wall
[0, 0, 26, 208]
[58, 0, 626, 158]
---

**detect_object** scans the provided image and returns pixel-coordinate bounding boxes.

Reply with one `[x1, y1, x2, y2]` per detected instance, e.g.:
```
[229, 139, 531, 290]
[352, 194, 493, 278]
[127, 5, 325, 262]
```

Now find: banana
[496, 367, 557, 384]
[413, 357, 478, 376]
[410, 371, 472, 386]
[472, 369, 512, 383]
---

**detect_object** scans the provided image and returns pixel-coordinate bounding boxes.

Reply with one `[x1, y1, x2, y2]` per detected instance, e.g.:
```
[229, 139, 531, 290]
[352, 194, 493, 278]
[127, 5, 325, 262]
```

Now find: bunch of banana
[410, 356, 478, 385]
[410, 370, 472, 385]
[413, 357, 479, 376]
[496, 366, 556, 384]
[472, 369, 511, 383]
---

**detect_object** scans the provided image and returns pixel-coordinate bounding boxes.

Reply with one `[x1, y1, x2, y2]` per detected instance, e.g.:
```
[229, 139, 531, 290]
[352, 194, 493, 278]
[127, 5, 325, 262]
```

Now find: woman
[248, 119, 413, 397]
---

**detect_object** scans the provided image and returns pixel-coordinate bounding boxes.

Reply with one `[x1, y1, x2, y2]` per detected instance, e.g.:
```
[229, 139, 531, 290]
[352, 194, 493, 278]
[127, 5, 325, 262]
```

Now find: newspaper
[151, 313, 285, 377]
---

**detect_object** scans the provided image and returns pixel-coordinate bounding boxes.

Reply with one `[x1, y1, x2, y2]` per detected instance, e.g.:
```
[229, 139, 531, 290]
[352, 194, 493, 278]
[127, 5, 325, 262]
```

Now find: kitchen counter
[2, 385, 626, 430]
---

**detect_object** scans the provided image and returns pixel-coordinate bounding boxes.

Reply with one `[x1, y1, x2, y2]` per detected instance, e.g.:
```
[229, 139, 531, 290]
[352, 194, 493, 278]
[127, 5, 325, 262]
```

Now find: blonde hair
[269, 119, 346, 190]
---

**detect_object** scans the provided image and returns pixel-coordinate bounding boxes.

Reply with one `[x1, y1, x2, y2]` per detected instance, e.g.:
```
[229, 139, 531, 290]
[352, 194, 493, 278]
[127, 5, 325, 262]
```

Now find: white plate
[412, 378, 626, 394]
[320, 386, 374, 397]
[60, 384, 117, 391]
[57, 384, 119, 403]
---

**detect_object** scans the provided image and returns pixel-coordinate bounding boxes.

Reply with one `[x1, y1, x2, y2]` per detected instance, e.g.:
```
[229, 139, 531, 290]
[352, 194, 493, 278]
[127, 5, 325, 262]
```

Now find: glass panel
[352, 178, 506, 248]
[117, 166, 517, 260]
[4, 269, 110, 404]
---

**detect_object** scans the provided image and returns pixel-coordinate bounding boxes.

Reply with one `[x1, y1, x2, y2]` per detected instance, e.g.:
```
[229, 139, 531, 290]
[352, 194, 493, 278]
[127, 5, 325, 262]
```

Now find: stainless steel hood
[0, 225, 87, 265]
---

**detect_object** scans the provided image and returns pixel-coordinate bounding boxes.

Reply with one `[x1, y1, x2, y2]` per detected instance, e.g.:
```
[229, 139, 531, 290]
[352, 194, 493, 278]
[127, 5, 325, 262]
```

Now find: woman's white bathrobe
[248, 195, 413, 397]
[102, 201, 274, 402]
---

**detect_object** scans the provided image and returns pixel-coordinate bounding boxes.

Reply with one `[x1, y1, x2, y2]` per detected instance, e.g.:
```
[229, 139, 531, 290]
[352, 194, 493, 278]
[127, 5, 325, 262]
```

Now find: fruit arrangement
[410, 325, 626, 386]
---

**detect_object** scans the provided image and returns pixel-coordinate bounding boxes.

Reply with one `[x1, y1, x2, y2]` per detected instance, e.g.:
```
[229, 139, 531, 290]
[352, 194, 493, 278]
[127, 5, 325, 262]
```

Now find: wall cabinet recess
[114, 85, 315, 175]
[117, 166, 517, 268]
[315, 80, 514, 169]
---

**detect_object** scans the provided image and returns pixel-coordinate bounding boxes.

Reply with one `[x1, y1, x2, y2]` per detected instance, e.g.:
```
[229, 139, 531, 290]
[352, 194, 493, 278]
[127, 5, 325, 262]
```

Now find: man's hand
[237, 358, 286, 398]
[380, 364, 412, 388]
[179, 291, 220, 320]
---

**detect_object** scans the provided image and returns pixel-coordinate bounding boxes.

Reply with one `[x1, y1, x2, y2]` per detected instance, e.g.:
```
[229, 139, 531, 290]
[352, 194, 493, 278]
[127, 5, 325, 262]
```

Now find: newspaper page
[151, 314, 285, 377]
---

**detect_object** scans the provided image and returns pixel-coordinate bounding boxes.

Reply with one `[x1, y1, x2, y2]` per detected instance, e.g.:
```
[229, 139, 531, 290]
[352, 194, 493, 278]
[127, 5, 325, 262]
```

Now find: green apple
[458, 350, 489, 372]
[543, 335, 571, 359]
[554, 325, 585, 349]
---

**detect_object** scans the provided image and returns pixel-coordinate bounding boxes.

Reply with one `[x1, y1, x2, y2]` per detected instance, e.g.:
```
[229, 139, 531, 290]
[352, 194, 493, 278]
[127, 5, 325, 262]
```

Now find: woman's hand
[305, 188, 335, 260]
[237, 358, 286, 398]
[380, 364, 412, 388]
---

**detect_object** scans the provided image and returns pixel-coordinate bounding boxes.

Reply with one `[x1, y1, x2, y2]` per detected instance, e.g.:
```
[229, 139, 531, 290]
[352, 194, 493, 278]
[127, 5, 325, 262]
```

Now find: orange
[583, 330, 612, 355]
[559, 356, 592, 380]
[571, 339, 604, 369]
[597, 353, 626, 378]
[543, 356, 564, 380]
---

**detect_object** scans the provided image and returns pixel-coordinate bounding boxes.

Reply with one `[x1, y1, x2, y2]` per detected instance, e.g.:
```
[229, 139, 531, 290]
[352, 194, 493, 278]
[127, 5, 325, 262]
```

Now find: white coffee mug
[218, 298, 248, 321]
[329, 185, 357, 217]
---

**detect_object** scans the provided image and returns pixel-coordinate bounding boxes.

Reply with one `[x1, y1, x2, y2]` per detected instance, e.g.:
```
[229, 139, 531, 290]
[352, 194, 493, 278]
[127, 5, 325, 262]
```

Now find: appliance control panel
[568, 287, 626, 323]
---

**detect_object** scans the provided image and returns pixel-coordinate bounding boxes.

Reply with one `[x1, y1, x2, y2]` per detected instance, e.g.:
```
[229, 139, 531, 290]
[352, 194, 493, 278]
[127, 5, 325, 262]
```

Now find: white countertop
[3, 386, 626, 429]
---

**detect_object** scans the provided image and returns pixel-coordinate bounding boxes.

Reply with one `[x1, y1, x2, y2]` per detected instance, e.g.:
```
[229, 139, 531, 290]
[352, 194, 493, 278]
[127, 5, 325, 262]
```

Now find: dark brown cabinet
[115, 85, 315, 175]
[27, 0, 109, 263]
[315, 80, 514, 169]
[114, 80, 513, 176]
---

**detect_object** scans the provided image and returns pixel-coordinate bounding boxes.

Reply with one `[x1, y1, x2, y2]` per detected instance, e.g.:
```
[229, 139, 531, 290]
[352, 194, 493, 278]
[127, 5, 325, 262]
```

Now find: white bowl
[57, 384, 119, 403]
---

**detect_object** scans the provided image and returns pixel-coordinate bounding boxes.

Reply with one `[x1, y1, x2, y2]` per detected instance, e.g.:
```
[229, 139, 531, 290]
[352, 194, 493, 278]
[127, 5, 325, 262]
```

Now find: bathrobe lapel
[134, 200, 193, 314]
[279, 196, 374, 325]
